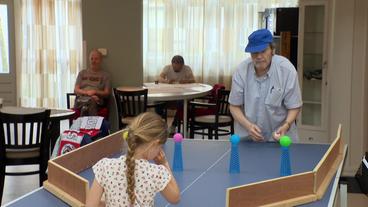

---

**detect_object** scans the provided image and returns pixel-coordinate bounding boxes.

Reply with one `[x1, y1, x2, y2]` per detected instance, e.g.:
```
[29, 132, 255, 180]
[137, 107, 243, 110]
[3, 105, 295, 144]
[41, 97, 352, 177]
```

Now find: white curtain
[14, 0, 83, 108]
[0, 4, 9, 74]
[143, 0, 298, 88]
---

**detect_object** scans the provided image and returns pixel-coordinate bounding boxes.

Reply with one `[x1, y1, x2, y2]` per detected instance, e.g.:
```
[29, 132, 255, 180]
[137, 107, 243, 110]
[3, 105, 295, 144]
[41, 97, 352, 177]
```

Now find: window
[0, 4, 9, 74]
[15, 0, 83, 108]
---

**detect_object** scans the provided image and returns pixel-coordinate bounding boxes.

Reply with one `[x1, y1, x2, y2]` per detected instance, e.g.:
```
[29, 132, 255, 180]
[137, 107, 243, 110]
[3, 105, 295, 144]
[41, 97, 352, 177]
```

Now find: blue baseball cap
[245, 29, 273, 53]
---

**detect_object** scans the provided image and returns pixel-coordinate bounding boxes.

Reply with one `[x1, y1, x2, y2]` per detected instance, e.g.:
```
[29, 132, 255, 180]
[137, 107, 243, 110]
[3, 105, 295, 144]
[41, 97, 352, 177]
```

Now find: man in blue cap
[229, 29, 302, 142]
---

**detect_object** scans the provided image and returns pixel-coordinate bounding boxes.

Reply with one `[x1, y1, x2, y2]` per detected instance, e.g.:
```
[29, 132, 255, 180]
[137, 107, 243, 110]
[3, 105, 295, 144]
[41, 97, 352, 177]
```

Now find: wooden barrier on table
[226, 124, 345, 207]
[314, 125, 343, 199]
[44, 130, 125, 207]
[226, 172, 316, 207]
[44, 162, 88, 206]
[51, 130, 125, 172]
[44, 125, 345, 207]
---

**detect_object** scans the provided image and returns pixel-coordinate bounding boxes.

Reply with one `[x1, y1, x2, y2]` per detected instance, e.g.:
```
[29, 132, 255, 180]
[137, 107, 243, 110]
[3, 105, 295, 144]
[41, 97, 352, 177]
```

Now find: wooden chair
[0, 110, 51, 204]
[66, 92, 77, 110]
[66, 93, 77, 126]
[113, 88, 148, 129]
[189, 89, 234, 139]
[174, 83, 225, 133]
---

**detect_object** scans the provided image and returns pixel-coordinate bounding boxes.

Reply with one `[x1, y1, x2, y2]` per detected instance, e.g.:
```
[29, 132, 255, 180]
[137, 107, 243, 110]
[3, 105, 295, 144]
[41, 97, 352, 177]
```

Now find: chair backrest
[113, 88, 148, 127]
[211, 84, 225, 97]
[66, 93, 77, 109]
[0, 109, 51, 156]
[206, 83, 225, 103]
[216, 89, 231, 116]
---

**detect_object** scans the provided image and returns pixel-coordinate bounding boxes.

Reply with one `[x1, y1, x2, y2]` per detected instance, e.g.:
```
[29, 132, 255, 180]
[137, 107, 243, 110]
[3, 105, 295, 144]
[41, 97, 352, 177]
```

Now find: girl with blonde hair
[87, 112, 180, 207]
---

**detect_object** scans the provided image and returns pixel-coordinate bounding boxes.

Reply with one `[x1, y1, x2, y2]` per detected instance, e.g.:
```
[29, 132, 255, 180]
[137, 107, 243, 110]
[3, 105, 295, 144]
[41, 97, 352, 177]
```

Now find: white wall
[82, 0, 143, 131]
[82, 0, 143, 88]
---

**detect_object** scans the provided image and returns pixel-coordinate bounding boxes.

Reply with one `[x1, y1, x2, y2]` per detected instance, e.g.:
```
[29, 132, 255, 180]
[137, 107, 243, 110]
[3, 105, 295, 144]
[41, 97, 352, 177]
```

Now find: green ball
[279, 135, 292, 147]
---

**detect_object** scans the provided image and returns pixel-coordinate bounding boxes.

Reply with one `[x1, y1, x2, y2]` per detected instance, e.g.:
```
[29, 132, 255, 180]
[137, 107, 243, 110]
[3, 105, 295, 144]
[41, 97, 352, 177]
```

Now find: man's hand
[246, 123, 264, 142]
[272, 122, 290, 141]
[179, 80, 194, 84]
[91, 95, 100, 103]
[86, 90, 97, 96]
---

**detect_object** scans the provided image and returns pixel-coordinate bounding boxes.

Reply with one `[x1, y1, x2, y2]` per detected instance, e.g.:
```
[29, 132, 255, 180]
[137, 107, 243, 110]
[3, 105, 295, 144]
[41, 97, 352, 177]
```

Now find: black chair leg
[208, 128, 213, 139]
[175, 118, 181, 133]
[41, 173, 47, 186]
[0, 163, 5, 204]
[162, 104, 168, 122]
[39, 173, 46, 187]
[190, 125, 194, 138]
[39, 164, 47, 187]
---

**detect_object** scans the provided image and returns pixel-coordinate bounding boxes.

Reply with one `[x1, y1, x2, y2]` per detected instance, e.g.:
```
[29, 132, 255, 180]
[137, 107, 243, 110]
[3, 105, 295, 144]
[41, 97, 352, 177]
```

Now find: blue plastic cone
[229, 134, 240, 173]
[280, 146, 292, 176]
[173, 142, 183, 171]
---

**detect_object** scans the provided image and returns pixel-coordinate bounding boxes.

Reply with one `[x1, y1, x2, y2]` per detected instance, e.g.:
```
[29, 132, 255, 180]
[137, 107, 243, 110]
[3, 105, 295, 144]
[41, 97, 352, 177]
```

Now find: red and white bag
[57, 130, 85, 156]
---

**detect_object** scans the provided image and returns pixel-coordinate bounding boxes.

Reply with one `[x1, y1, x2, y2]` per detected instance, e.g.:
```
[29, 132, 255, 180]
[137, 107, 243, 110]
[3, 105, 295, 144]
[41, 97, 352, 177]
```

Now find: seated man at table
[74, 49, 111, 116]
[158, 55, 195, 84]
[157, 55, 196, 133]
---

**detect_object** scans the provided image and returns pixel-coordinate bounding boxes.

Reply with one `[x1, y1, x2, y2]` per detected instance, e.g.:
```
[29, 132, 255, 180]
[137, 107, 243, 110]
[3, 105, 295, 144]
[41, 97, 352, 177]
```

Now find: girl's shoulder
[94, 156, 125, 169]
[94, 156, 167, 174]
[135, 160, 170, 176]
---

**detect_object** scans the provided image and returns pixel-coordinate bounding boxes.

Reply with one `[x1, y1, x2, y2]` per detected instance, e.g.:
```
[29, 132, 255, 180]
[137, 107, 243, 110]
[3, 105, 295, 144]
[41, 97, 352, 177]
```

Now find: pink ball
[173, 133, 183, 142]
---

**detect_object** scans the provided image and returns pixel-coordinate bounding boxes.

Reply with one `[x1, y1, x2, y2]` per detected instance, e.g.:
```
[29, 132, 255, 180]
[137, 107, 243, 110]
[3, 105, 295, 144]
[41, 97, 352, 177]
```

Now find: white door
[0, 0, 16, 106]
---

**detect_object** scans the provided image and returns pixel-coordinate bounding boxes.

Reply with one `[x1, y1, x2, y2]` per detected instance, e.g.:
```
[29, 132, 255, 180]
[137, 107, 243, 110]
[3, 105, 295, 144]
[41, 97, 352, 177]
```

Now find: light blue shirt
[229, 55, 302, 142]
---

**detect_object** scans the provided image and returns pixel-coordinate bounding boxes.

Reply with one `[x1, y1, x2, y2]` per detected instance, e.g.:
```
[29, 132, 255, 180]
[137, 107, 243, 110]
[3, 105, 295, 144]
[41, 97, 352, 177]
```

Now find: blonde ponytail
[124, 112, 168, 205]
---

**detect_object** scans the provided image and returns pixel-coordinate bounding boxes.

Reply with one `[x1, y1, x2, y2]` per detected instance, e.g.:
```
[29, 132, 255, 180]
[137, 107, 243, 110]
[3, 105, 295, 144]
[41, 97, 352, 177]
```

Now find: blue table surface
[6, 139, 333, 207]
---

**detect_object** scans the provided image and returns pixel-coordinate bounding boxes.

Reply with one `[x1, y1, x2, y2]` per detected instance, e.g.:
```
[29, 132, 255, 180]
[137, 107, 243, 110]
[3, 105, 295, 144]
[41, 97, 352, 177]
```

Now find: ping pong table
[4, 139, 346, 207]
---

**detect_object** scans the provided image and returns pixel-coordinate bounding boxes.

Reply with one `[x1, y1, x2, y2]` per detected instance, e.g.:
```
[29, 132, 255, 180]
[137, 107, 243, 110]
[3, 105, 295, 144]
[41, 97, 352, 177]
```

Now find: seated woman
[74, 49, 111, 116]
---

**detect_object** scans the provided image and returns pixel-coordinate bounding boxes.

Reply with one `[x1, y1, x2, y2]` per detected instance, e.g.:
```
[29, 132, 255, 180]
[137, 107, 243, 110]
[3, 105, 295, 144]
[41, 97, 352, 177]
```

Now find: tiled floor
[1, 166, 39, 205]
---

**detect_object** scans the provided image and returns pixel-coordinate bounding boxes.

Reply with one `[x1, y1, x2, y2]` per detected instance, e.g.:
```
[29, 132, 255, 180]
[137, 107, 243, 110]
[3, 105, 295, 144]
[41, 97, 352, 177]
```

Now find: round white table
[0, 106, 74, 117]
[117, 83, 213, 138]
